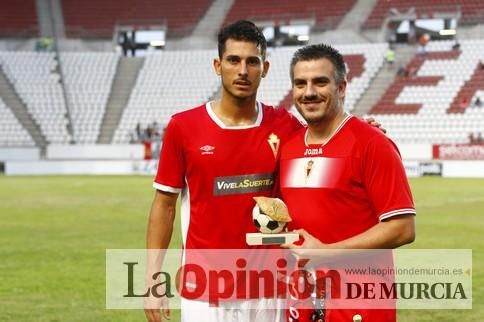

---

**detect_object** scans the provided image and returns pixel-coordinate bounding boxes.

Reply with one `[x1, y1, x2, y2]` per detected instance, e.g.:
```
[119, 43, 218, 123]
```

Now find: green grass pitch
[0, 176, 483, 321]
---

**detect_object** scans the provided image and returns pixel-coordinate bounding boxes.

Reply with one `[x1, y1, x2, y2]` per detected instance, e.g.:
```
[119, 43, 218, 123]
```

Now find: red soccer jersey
[280, 114, 415, 242]
[279, 114, 415, 321]
[154, 102, 302, 250]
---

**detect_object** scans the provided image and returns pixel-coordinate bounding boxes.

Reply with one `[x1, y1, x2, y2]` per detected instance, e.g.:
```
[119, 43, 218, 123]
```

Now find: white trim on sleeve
[152, 182, 182, 193]
[379, 208, 416, 221]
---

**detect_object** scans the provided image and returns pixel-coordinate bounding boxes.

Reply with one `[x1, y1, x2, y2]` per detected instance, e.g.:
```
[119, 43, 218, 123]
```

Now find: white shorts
[181, 297, 286, 322]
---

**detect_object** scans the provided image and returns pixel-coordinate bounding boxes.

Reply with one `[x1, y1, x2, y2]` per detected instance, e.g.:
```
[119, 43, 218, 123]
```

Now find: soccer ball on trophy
[246, 196, 299, 245]
[252, 202, 286, 234]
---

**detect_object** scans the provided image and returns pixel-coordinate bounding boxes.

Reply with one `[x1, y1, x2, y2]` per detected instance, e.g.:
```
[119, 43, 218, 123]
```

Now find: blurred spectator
[130, 32, 137, 57]
[386, 46, 395, 68]
[128, 122, 166, 159]
[151, 121, 161, 137]
[469, 132, 483, 144]
[474, 96, 482, 108]
[397, 65, 409, 77]
[452, 41, 460, 51]
[135, 122, 142, 140]
[477, 133, 483, 144]
[468, 133, 476, 144]
[145, 125, 153, 141]
[418, 34, 429, 56]
[121, 32, 130, 56]
[35, 37, 54, 51]
[120, 32, 137, 57]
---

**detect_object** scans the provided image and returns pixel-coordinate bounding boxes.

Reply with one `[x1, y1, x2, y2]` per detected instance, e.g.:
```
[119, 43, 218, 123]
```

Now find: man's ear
[338, 79, 347, 98]
[213, 58, 221, 76]
[262, 60, 270, 78]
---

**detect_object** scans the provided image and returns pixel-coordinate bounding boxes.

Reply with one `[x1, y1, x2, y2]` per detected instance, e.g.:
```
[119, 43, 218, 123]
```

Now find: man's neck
[306, 110, 347, 145]
[212, 94, 258, 126]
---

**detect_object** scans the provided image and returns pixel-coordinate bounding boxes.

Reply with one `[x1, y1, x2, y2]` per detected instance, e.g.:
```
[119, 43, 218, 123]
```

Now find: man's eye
[315, 79, 329, 86]
[248, 59, 259, 65]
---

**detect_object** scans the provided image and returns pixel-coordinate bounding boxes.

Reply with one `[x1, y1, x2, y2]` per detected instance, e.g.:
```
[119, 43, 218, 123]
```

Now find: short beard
[296, 100, 338, 125]
[302, 113, 326, 126]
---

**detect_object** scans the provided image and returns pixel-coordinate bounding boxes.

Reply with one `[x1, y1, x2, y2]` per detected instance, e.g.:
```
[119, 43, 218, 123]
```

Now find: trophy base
[246, 232, 300, 246]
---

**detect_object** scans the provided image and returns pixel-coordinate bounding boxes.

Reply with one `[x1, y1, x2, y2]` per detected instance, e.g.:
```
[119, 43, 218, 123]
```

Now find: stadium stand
[369, 40, 484, 144]
[364, 0, 484, 29]
[112, 50, 220, 143]
[0, 52, 71, 144]
[112, 43, 386, 143]
[223, 0, 355, 30]
[1, 0, 483, 149]
[61, 0, 213, 38]
[0, 0, 38, 37]
[60, 52, 119, 144]
[1, 40, 481, 147]
[0, 97, 35, 146]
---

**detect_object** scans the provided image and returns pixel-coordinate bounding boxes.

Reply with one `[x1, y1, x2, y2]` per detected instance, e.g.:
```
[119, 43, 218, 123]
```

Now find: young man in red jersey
[280, 44, 416, 322]
[145, 20, 302, 322]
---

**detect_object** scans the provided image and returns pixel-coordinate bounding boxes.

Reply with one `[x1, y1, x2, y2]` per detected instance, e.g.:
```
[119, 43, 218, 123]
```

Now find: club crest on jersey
[305, 159, 314, 179]
[267, 133, 280, 158]
[200, 145, 215, 155]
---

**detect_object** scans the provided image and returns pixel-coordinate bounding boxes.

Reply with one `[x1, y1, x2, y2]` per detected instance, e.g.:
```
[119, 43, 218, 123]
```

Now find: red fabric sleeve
[153, 117, 185, 193]
[361, 135, 416, 221]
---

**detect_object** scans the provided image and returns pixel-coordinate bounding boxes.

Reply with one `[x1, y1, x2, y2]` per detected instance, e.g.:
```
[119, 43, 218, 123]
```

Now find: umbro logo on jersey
[200, 145, 215, 155]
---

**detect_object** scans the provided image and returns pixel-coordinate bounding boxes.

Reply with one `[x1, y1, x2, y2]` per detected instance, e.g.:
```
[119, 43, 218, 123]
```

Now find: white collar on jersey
[304, 113, 353, 147]
[206, 101, 263, 130]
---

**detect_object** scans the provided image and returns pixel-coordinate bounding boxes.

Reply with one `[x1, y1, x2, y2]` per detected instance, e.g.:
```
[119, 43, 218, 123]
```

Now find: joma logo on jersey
[304, 147, 323, 156]
[213, 173, 274, 196]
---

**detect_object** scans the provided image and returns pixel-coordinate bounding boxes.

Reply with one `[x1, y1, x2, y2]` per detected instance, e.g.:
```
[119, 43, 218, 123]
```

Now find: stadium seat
[0, 0, 38, 37]
[224, 0, 356, 31]
[112, 50, 220, 143]
[61, 0, 212, 38]
[363, 0, 484, 29]
[0, 52, 71, 144]
[59, 52, 119, 143]
[0, 97, 35, 146]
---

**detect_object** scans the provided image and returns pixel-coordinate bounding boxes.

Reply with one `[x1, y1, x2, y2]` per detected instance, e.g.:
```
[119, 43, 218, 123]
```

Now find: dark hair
[290, 43, 346, 84]
[218, 20, 267, 60]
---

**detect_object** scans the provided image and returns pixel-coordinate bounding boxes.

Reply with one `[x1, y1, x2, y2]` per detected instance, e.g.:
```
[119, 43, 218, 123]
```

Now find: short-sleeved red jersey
[154, 102, 302, 249]
[280, 114, 415, 242]
[279, 114, 415, 321]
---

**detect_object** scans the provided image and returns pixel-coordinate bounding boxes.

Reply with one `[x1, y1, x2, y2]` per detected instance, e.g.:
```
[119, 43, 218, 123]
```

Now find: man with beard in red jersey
[280, 44, 416, 322]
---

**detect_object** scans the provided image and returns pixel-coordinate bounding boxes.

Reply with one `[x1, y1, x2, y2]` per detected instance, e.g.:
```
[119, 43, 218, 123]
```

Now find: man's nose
[238, 61, 248, 76]
[304, 84, 317, 98]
